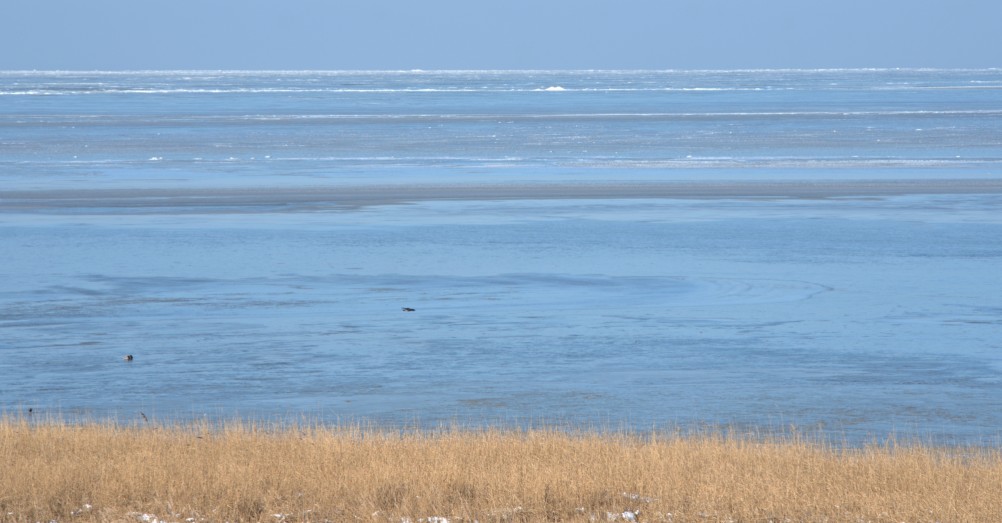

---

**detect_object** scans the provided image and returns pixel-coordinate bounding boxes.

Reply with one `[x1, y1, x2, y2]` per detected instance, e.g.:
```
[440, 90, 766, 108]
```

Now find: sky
[2, 0, 1000, 70]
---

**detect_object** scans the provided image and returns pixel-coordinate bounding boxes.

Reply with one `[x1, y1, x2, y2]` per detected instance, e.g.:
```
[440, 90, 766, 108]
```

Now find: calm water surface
[2, 70, 1002, 444]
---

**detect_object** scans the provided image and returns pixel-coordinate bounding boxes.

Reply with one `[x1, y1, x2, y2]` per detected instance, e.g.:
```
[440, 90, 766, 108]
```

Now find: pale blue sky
[2, 0, 999, 70]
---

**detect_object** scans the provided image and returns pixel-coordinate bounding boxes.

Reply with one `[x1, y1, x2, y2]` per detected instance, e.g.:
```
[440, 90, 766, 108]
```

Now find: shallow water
[4, 195, 1002, 444]
[2, 70, 1002, 444]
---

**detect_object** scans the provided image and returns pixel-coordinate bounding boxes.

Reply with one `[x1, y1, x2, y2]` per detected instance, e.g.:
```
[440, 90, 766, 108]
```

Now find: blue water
[2, 70, 1002, 444]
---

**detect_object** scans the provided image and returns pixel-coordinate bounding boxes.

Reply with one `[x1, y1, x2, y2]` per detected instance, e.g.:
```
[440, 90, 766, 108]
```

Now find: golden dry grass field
[2, 418, 1001, 522]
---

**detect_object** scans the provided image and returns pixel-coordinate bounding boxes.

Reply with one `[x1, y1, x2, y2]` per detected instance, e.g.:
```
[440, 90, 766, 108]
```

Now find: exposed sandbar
[3, 178, 1002, 213]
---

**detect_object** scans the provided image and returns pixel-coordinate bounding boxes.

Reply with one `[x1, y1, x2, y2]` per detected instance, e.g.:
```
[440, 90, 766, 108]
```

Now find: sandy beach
[4, 178, 1002, 213]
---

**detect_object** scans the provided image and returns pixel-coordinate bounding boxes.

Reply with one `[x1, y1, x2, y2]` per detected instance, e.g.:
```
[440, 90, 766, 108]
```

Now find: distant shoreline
[4, 178, 1002, 213]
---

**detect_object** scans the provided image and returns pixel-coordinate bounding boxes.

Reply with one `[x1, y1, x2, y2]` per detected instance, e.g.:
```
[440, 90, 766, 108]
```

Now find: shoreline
[4, 178, 1002, 213]
[4, 419, 1001, 523]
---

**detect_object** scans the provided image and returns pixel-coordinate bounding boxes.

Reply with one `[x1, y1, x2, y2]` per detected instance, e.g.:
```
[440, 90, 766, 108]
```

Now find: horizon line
[2, 67, 1001, 75]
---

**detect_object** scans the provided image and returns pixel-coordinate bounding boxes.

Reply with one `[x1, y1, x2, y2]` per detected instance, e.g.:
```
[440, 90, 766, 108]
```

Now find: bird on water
[402, 307, 415, 312]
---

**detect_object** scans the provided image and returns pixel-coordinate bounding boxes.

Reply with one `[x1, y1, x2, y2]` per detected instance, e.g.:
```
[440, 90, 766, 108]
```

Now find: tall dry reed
[2, 417, 1001, 522]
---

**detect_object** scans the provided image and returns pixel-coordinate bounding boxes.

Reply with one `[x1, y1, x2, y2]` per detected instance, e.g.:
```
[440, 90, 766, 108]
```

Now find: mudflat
[4, 178, 1002, 213]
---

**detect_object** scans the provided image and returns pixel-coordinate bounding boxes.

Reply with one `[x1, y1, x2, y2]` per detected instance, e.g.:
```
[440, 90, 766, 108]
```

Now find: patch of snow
[601, 511, 641, 522]
[622, 492, 655, 503]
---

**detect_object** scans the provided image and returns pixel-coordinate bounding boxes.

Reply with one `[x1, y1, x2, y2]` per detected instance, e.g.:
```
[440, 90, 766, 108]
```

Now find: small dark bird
[140, 412, 148, 422]
[123, 354, 133, 361]
[402, 307, 415, 312]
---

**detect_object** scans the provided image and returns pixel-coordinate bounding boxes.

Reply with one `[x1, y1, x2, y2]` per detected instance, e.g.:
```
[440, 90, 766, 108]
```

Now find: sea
[2, 69, 1002, 444]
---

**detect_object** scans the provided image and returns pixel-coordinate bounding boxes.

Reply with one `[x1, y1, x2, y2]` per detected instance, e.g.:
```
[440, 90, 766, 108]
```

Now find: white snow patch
[600, 511, 641, 522]
[622, 491, 655, 503]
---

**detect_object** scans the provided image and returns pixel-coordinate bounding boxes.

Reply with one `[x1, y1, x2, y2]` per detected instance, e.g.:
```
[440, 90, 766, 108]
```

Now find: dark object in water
[123, 354, 134, 361]
[402, 307, 416, 312]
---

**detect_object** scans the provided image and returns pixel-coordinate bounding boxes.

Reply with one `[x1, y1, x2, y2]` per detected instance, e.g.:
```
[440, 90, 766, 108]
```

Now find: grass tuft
[1, 417, 1001, 521]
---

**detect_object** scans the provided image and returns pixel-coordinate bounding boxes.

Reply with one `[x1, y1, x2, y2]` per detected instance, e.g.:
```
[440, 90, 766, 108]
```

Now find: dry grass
[2, 418, 1001, 522]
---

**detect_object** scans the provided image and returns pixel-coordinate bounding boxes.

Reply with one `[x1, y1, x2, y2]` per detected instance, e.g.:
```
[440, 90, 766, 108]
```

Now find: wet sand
[4, 178, 1002, 213]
